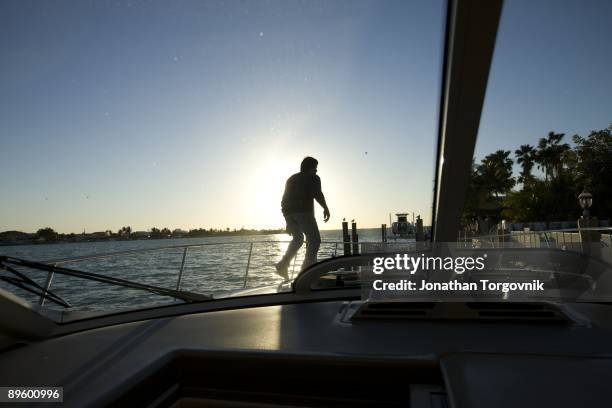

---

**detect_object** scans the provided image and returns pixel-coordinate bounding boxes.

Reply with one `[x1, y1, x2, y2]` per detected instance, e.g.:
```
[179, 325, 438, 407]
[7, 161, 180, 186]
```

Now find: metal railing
[32, 239, 415, 307]
[457, 228, 612, 267]
[458, 227, 612, 242]
[5, 231, 610, 308]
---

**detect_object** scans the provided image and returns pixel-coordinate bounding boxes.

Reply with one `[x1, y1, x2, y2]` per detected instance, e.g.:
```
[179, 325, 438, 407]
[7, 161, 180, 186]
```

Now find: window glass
[0, 0, 445, 318]
[462, 0, 611, 239]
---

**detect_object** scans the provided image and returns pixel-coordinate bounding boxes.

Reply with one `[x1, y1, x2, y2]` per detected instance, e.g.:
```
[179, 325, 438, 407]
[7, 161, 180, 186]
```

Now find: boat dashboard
[1, 247, 612, 407]
[1, 280, 612, 407]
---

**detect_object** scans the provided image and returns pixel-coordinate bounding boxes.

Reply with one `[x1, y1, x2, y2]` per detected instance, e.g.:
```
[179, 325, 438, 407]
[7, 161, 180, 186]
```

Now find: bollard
[381, 224, 387, 242]
[351, 221, 359, 255]
[342, 219, 351, 255]
[416, 216, 424, 241]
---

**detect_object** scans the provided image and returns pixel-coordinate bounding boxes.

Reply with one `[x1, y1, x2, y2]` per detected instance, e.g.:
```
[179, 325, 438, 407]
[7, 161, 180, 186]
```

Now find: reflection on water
[0, 230, 383, 312]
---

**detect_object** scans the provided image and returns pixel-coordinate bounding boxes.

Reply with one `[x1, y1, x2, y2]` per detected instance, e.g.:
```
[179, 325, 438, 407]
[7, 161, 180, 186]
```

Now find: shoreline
[0, 232, 284, 247]
[0, 229, 350, 247]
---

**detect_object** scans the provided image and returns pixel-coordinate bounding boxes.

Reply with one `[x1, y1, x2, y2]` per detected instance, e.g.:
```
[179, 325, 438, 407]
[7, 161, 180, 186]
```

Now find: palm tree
[477, 150, 515, 197]
[536, 131, 569, 181]
[535, 137, 551, 181]
[547, 132, 570, 179]
[514, 144, 535, 187]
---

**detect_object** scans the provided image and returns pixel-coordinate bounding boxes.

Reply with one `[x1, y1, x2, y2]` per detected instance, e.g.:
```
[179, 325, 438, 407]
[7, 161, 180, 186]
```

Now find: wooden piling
[351, 221, 359, 255]
[416, 216, 424, 241]
[342, 220, 351, 255]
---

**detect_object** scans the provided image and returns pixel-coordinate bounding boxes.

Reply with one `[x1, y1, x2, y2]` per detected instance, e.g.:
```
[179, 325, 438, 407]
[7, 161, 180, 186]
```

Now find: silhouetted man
[275, 156, 330, 279]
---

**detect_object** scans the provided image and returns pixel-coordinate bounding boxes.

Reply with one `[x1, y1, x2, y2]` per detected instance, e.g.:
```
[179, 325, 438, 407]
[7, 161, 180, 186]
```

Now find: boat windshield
[1, 1, 611, 322]
[456, 0, 611, 292]
[0, 0, 446, 320]
[437, 0, 611, 306]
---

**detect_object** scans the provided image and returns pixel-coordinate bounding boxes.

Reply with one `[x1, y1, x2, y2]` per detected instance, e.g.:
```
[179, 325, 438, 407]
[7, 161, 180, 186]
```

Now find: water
[0, 229, 387, 313]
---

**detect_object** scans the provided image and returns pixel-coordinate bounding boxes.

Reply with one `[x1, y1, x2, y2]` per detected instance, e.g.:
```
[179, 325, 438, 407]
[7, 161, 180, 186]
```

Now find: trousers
[278, 212, 321, 271]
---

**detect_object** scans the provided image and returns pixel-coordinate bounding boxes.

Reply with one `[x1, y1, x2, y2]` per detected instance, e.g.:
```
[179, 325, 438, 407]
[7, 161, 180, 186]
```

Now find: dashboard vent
[466, 302, 562, 320]
[345, 301, 577, 324]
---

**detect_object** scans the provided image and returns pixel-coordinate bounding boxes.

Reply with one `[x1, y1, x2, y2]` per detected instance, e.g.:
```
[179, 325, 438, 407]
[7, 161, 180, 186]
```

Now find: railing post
[175, 247, 188, 291]
[243, 242, 253, 288]
[39, 265, 56, 307]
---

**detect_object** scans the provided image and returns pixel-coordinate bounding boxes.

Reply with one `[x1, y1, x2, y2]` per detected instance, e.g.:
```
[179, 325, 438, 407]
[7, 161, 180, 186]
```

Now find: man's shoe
[275, 262, 289, 280]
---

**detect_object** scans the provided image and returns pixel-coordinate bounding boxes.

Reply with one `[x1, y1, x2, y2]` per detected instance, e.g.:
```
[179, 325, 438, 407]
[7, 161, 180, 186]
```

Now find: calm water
[1, 229, 388, 312]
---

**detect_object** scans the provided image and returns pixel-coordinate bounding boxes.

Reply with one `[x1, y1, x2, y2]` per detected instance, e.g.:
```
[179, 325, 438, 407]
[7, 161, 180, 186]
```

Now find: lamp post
[578, 190, 593, 218]
[577, 190, 600, 258]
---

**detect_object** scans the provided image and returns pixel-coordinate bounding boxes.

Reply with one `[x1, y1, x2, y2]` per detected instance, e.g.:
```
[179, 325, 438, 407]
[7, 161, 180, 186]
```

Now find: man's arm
[314, 176, 330, 222]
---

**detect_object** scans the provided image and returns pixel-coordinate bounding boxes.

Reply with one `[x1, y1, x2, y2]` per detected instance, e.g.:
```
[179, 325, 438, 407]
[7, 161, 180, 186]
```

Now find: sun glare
[246, 158, 297, 229]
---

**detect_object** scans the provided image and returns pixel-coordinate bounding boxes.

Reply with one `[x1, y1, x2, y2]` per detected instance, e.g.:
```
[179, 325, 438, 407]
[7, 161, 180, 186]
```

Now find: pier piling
[416, 216, 424, 242]
[351, 221, 359, 255]
[342, 220, 351, 255]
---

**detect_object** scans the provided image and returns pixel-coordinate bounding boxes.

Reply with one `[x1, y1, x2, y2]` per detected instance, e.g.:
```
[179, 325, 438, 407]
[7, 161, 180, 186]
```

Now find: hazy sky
[1, 0, 610, 233]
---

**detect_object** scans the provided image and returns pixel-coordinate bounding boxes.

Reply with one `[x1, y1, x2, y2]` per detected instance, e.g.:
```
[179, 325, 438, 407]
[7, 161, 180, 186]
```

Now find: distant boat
[391, 213, 415, 238]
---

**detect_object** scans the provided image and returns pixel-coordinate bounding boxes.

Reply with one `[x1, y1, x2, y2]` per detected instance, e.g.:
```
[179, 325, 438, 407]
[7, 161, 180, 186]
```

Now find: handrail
[47, 240, 376, 265]
[23, 232, 603, 307]
[37, 239, 412, 305]
[293, 255, 368, 295]
[39, 266, 56, 307]
[1, 256, 211, 304]
[243, 242, 254, 288]
[4, 233, 608, 309]
[15, 240, 385, 306]
[292, 249, 608, 298]
[175, 247, 188, 291]
[465, 227, 612, 240]
[49, 241, 277, 264]
[28, 233, 599, 296]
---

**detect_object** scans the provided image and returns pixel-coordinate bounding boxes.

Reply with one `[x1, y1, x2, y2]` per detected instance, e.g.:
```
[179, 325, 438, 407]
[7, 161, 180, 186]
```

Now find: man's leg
[276, 214, 304, 278]
[295, 212, 321, 271]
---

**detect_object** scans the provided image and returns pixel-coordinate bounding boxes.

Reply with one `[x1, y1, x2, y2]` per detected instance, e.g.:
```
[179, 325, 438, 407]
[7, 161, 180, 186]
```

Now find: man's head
[300, 156, 318, 174]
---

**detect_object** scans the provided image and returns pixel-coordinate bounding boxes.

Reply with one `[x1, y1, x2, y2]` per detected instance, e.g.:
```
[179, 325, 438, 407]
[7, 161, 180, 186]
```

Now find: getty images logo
[372, 253, 487, 275]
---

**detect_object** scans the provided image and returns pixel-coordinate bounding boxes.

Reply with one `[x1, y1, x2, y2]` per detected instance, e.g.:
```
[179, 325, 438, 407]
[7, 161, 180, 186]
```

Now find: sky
[476, 0, 612, 163]
[1, 0, 610, 234]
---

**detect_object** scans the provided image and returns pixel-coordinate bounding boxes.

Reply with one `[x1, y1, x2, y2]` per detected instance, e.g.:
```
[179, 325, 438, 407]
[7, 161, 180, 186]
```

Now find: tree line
[462, 126, 611, 231]
[1, 226, 284, 244]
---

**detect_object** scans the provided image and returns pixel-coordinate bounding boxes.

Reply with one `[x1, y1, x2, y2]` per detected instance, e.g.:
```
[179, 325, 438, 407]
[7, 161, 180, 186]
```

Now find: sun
[245, 158, 297, 229]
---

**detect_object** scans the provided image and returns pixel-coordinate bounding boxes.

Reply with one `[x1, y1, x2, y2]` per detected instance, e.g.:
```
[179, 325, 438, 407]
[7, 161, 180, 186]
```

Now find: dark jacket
[281, 172, 325, 216]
